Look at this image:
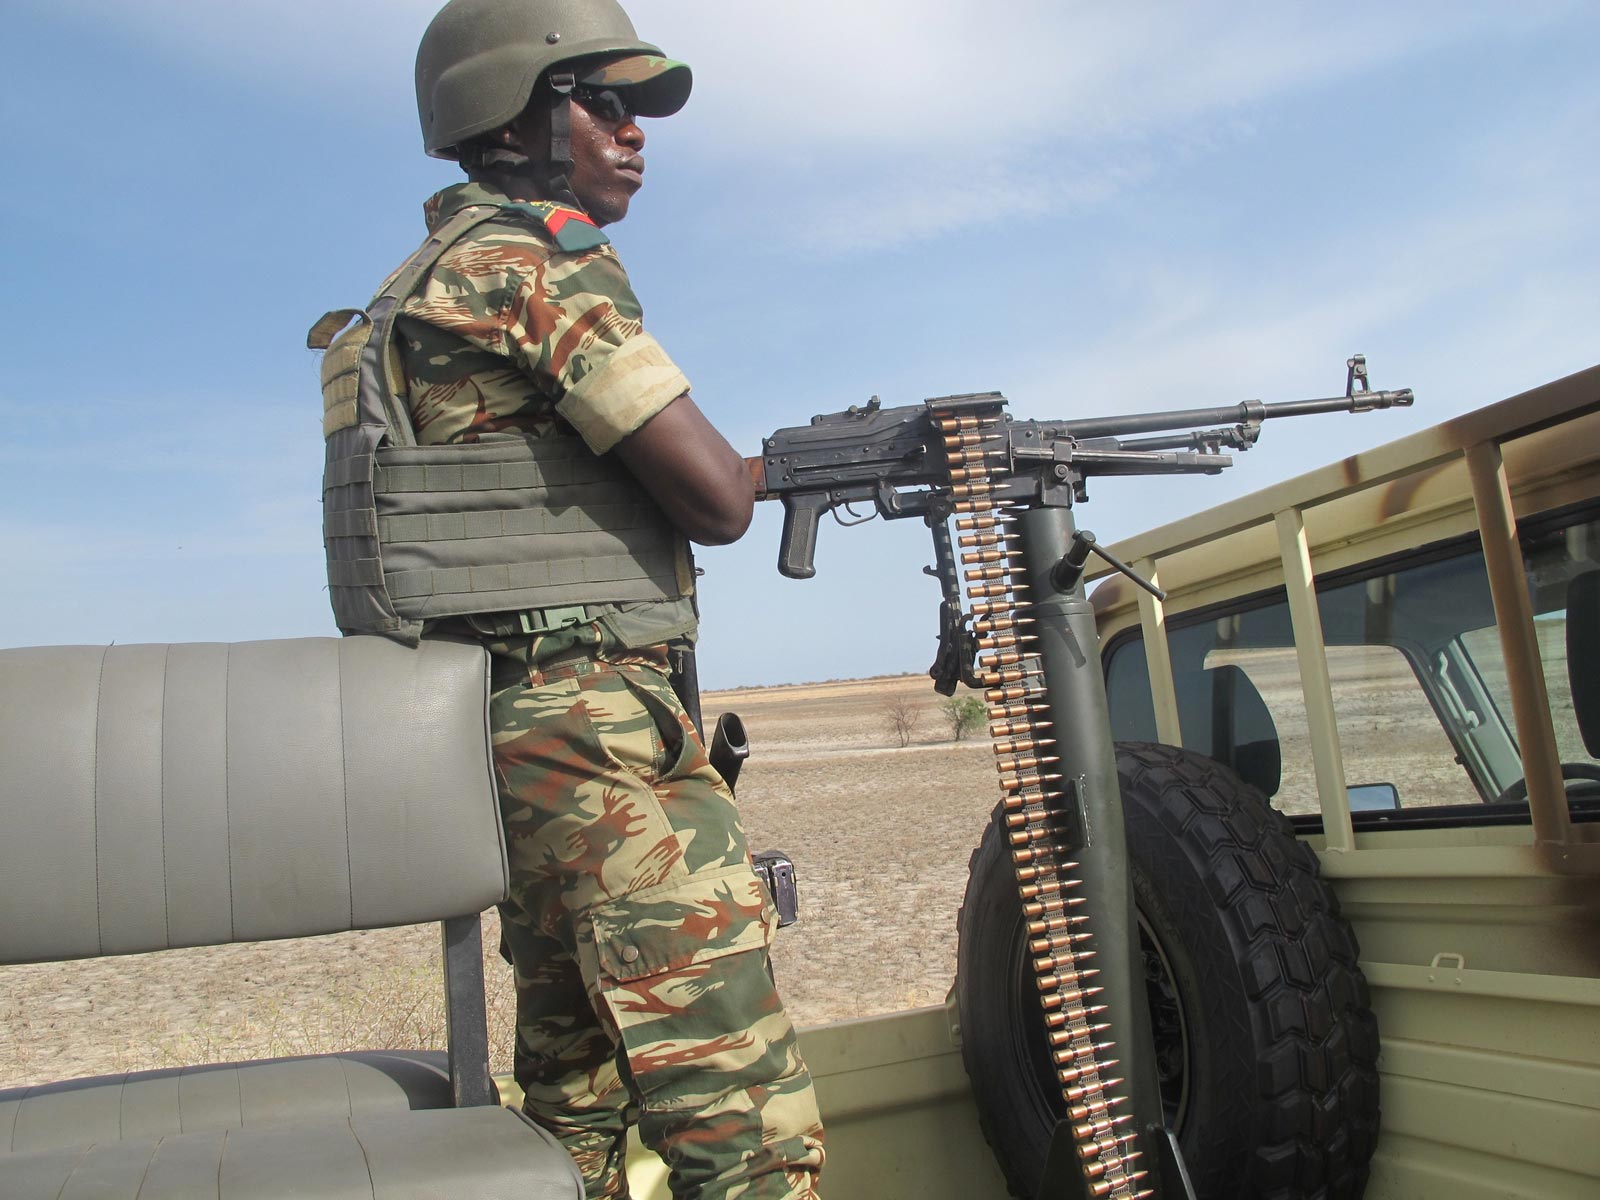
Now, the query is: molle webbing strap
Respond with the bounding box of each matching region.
[365,204,508,447]
[385,546,683,605]
[311,204,506,446]
[323,452,376,490]
[358,435,692,622]
[307,308,361,351]
[317,203,533,643]
[312,309,366,440]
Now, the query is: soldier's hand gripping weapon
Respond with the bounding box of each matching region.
[747,357,1411,1200]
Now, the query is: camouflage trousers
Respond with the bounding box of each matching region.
[487,641,825,1199]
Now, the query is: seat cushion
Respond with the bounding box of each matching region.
[1,1051,461,1156]
[2,1105,583,1199]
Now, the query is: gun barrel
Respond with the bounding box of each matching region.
[1258,388,1415,418]
[1059,388,1412,441]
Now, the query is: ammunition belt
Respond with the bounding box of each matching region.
[933,399,1150,1200]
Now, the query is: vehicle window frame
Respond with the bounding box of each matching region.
[1101,500,1600,833]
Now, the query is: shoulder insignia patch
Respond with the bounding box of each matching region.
[511,201,610,253]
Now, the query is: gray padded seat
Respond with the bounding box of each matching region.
[0,1053,454,1156]
[2,1107,581,1199]
[0,639,581,1199]
[0,638,508,959]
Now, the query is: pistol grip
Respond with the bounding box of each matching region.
[708,711,750,794]
[779,493,829,579]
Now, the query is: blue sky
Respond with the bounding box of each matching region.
[3,1,1597,689]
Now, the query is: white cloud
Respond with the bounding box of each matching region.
[975,82,1600,558]
[1005,72,1600,417]
[659,0,1585,246]
[26,0,434,93]
[34,1,1574,132]
[31,0,1583,246]
[787,148,1160,254]
[655,1,1572,151]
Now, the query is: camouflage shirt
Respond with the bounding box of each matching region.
[393,180,691,454]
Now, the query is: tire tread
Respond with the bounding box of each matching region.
[955,741,1380,1200]
[1116,742,1379,1199]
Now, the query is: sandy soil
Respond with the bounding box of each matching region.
[0,675,999,1090]
[707,677,1000,1025]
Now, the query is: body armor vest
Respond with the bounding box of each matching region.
[309,203,695,646]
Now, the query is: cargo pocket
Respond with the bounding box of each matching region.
[581,867,788,1112]
[607,667,704,785]
[566,667,681,789]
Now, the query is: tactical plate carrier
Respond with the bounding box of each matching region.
[310,202,694,646]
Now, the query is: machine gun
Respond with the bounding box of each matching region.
[748,357,1411,1200]
[751,355,1411,696]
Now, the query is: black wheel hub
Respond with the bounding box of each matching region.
[1007,910,1193,1137]
[1139,918,1189,1129]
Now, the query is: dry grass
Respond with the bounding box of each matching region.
[0,914,520,1088]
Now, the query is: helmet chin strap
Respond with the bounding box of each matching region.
[534,70,584,211]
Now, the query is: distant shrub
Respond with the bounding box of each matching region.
[884,695,923,747]
[940,696,986,741]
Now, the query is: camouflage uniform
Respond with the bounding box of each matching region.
[396,179,824,1199]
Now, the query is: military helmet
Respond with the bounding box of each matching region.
[416,0,693,160]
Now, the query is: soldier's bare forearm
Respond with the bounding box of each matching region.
[616,393,754,545]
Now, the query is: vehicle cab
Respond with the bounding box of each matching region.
[1089,365,1600,1198]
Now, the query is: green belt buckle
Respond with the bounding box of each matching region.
[519,605,591,635]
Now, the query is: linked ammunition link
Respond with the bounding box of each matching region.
[933,401,1151,1200]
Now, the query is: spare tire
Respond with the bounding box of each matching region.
[955,742,1379,1199]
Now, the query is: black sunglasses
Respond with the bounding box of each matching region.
[571,86,636,126]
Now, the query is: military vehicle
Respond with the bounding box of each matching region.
[2,364,1596,1199]
[702,362,1598,1200]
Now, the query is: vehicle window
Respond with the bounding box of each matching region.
[1103,504,1600,822]
[1489,511,1600,788]
[1204,644,1476,815]
[1106,584,1483,817]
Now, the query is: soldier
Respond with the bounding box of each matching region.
[310,1,825,1196]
